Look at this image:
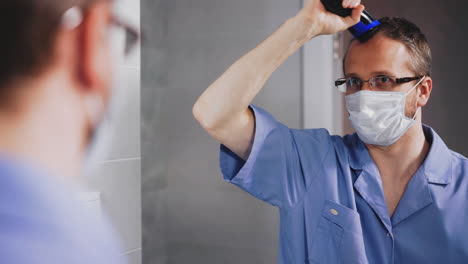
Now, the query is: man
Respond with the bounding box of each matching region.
[193,0,468,263]
[0,0,138,263]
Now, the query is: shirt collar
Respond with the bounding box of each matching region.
[421,124,452,184]
[346,132,371,172]
[347,124,452,185]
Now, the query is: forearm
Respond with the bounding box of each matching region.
[193,15,318,130]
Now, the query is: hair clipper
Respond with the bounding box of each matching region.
[320,0,381,42]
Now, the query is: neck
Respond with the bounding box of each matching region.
[366,118,429,180]
[0,75,87,184]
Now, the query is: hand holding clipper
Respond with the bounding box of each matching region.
[320,0,381,42]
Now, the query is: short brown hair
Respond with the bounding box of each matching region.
[0,0,93,91]
[344,17,432,77]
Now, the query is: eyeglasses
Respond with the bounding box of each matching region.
[334,75,424,93]
[62,7,140,57]
[110,16,140,56]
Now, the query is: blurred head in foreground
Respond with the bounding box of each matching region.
[0,0,138,263]
[0,0,138,178]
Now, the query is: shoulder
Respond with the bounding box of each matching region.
[288,128,359,149]
[0,165,124,264]
[289,128,355,160]
[450,150,468,173]
[0,202,71,263]
[290,128,332,142]
[450,150,468,161]
[290,128,343,149]
[0,192,124,264]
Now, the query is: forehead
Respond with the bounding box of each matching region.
[344,34,413,77]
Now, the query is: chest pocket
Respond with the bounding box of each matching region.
[308,200,368,264]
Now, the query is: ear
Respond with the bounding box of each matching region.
[78,2,112,101]
[417,76,432,107]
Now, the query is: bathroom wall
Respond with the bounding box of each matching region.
[141,0,169,262]
[142,0,303,263]
[86,0,142,263]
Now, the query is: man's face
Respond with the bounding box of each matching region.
[344,34,421,118]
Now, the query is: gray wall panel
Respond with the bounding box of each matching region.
[142,0,302,263]
[141,0,170,263]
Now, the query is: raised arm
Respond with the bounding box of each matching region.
[193,0,364,160]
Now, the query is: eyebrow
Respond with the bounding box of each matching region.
[345,71,396,78]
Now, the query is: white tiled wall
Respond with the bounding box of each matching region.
[86,0,141,263]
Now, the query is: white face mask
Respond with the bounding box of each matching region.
[345,77,425,147]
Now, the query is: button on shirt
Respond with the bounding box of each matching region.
[219,105,468,264]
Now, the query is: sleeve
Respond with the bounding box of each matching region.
[219,104,332,208]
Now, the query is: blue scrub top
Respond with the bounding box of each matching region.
[0,156,126,264]
[219,105,468,264]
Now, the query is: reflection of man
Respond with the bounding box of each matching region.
[194,0,468,263]
[0,1,138,263]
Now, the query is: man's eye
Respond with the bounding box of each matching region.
[380,76,391,83]
[348,78,361,86]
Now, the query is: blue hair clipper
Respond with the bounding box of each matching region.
[320,0,381,42]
